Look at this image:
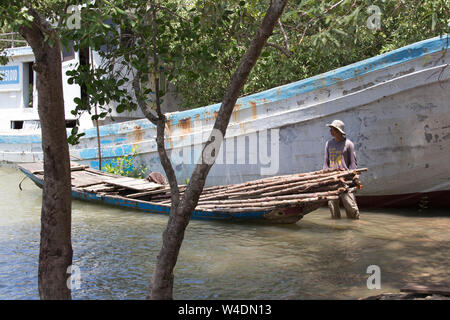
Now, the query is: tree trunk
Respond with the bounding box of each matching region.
[19,9,73,300]
[148,0,289,300]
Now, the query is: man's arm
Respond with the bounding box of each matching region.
[347,140,357,169]
[323,141,330,170]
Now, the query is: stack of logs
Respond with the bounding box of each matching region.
[151,168,367,212]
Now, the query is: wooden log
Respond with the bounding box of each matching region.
[197,188,352,206]
[208,168,367,194]
[158,176,359,204]
[196,196,339,212]
[238,187,355,204]
[224,172,356,199]
[196,195,340,210]
[124,169,366,205]
[199,170,345,197]
[193,169,342,197]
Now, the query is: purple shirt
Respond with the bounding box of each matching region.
[323,138,357,170]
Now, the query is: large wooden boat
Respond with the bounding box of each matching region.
[3,35,450,208]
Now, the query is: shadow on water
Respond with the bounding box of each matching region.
[362,207,450,218]
[1,167,449,299]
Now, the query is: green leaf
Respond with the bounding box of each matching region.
[333,28,347,36]
[116,104,125,113]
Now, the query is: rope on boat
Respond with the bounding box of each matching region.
[18,175,28,191]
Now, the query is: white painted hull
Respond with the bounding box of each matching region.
[1,36,449,206]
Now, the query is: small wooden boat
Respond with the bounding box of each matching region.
[18,162,367,224]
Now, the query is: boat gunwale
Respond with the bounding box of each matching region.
[70,62,450,161]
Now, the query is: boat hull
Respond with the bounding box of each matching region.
[19,166,316,223]
[3,36,450,208]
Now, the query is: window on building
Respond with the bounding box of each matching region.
[62,41,75,62]
[11,121,24,129]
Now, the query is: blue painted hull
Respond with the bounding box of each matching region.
[18,167,306,223]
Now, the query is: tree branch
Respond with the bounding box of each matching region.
[182,0,290,216]
[266,41,291,57]
[148,0,289,300]
[131,71,159,124]
[150,3,180,206]
[57,0,71,29]
[278,19,290,52]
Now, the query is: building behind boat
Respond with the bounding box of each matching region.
[0,32,176,134]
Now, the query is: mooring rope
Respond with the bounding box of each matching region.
[18,175,28,191]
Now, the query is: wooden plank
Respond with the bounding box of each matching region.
[125,187,172,198]
[401,284,450,296]
[71,171,97,178]
[103,177,140,184]
[103,177,164,191]
[84,168,123,178]
[118,183,163,191]
[101,176,162,187]
[19,162,44,173]
[31,165,88,175]
[70,170,105,188]
[82,184,117,192]
[118,179,153,186]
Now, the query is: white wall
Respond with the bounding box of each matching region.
[0,47,38,131]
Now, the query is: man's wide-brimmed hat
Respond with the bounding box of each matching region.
[326,120,346,135]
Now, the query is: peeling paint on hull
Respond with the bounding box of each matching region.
[2,36,450,208]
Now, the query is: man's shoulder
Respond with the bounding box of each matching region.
[345,138,355,145]
[345,138,355,148]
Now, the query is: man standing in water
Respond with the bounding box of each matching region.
[323,120,360,219]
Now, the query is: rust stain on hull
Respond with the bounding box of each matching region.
[179,117,191,134]
[233,104,241,123]
[276,88,281,98]
[164,122,173,148]
[131,125,144,143]
[250,101,257,120]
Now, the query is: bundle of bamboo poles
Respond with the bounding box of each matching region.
[151,168,368,212]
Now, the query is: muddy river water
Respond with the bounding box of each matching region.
[0,167,448,299]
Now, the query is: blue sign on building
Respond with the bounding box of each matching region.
[0,66,20,85]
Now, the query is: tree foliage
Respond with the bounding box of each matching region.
[174,0,449,109]
[5,1,446,142]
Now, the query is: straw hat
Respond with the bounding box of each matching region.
[326,120,346,135]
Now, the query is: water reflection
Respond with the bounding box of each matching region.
[0,167,449,299]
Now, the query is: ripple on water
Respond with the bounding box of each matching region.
[0,168,449,299]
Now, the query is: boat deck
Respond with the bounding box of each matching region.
[20,161,170,198]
